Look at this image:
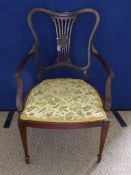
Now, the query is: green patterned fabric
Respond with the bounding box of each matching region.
[20,78,107,122]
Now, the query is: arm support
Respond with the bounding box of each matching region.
[91,44,114,111]
[15,44,36,112]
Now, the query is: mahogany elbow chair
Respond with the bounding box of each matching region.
[15,7,114,164]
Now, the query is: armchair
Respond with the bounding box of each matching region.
[15,7,114,164]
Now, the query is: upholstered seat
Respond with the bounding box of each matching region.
[21,78,106,122]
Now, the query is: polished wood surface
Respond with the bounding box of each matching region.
[15,7,114,164]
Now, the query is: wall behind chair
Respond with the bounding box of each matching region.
[0,0,131,110]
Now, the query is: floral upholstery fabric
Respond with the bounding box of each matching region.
[21,78,107,122]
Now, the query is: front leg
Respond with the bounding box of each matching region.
[18,120,30,164]
[97,120,110,163]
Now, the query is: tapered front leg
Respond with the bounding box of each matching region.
[97,120,110,163]
[18,121,30,164]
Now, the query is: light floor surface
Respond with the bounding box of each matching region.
[0,111,131,175]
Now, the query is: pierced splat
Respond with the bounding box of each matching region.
[52,16,76,63]
[51,16,77,63]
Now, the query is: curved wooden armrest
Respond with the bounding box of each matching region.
[91,44,114,111]
[15,44,36,112]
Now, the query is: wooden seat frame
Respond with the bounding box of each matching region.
[15,7,114,164]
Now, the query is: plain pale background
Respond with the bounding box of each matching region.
[0,0,131,109]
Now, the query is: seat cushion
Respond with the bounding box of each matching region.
[20,78,107,122]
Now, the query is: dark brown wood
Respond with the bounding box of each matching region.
[27,7,100,78]
[18,119,104,129]
[91,44,114,111]
[15,7,113,164]
[52,16,76,63]
[15,45,36,112]
[97,120,110,163]
[18,121,30,164]
[17,116,110,164]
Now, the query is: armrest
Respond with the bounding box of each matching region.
[15,44,36,112]
[91,44,114,111]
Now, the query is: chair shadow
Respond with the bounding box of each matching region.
[82,162,98,175]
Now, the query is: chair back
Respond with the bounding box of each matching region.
[27,8,100,79]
